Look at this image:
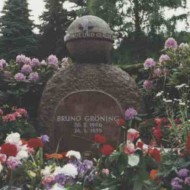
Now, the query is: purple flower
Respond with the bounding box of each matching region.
[31,58,40,67]
[165,37,178,49]
[16,55,31,65]
[41,135,49,144]
[171,177,183,190]
[0,62,3,70]
[21,64,32,74]
[144,58,156,69]
[24,57,31,65]
[28,72,39,82]
[143,80,153,89]
[54,174,67,186]
[14,73,26,82]
[16,54,26,63]
[177,168,189,178]
[83,160,93,170]
[184,177,190,186]
[159,54,170,63]
[125,108,138,120]
[6,156,21,170]
[47,55,58,69]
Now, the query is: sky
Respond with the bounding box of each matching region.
[0,0,190,32]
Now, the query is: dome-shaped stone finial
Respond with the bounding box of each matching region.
[64,15,114,64]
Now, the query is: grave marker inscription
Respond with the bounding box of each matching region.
[52,90,123,152]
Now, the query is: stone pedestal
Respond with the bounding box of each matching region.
[39,16,141,153]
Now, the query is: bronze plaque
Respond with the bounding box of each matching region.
[52,90,123,152]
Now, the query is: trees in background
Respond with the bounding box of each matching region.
[84,0,188,64]
[0,0,38,60]
[0,0,189,64]
[39,0,76,59]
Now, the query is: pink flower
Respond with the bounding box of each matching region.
[42,175,55,185]
[14,73,26,82]
[16,108,28,117]
[124,141,135,154]
[127,129,140,142]
[164,37,178,49]
[143,80,153,89]
[159,54,170,63]
[144,58,156,69]
[0,154,7,163]
[21,64,32,74]
[154,68,162,77]
[102,168,109,176]
[28,72,39,82]
[0,59,7,70]
[125,108,137,120]
[3,114,16,122]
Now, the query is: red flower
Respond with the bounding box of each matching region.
[101,144,114,156]
[94,134,107,144]
[27,138,43,149]
[136,140,144,149]
[153,127,162,141]
[154,118,162,126]
[1,143,17,157]
[116,118,125,126]
[148,148,161,163]
[150,169,158,180]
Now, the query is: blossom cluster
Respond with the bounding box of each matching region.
[94,134,114,156]
[171,169,190,190]
[0,133,49,172]
[1,108,27,123]
[41,150,93,190]
[142,37,190,91]
[0,133,30,170]
[0,54,70,83]
[124,128,161,166]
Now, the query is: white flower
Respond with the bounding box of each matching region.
[62,163,78,178]
[16,150,28,160]
[179,102,186,106]
[41,165,53,176]
[5,132,21,145]
[53,166,63,176]
[50,183,65,190]
[179,43,189,49]
[156,91,164,97]
[175,84,186,89]
[163,98,172,103]
[66,150,81,160]
[41,60,47,65]
[128,154,140,167]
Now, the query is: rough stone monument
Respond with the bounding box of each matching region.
[39,15,140,153]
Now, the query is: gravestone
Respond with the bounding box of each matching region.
[39,15,141,153]
[53,90,123,152]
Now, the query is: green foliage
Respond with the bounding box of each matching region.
[0,0,38,60]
